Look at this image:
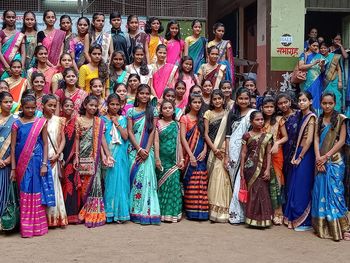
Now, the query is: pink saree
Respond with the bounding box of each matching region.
[42,29,66,66]
[153,63,178,99]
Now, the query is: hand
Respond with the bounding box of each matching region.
[291,157,301,166]
[0,160,6,168]
[73,157,79,170]
[40,165,48,177]
[270,144,279,155]
[316,163,326,173]
[10,170,16,181]
[316,155,327,166]
[103,155,115,167]
[156,159,162,171]
[262,170,270,181]
[138,148,149,160]
[214,149,224,160]
[177,160,184,170]
[190,155,197,167]
[338,81,342,90]
[197,150,207,162]
[313,59,320,66]
[49,154,59,167]
[224,156,230,170]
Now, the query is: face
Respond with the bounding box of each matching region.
[182,59,193,73]
[262,102,275,116]
[64,71,77,86]
[298,94,312,111]
[220,83,232,98]
[85,99,98,115]
[164,91,175,102]
[4,11,16,27]
[169,24,179,37]
[111,17,122,29]
[77,19,89,34]
[214,26,225,39]
[0,83,9,93]
[319,45,328,55]
[90,48,102,63]
[333,35,342,46]
[250,98,257,109]
[244,80,256,93]
[175,84,186,97]
[63,100,74,116]
[309,42,319,53]
[24,13,36,29]
[128,77,140,91]
[91,80,103,96]
[60,54,73,68]
[128,17,139,32]
[112,53,125,68]
[277,96,291,113]
[192,87,202,97]
[236,92,250,110]
[22,100,37,117]
[93,15,105,31]
[151,20,160,32]
[190,97,202,112]
[43,99,57,116]
[134,49,144,64]
[202,81,213,96]
[116,85,127,101]
[108,98,121,115]
[36,48,48,63]
[321,95,335,114]
[212,94,224,109]
[32,77,45,92]
[251,113,264,129]
[209,49,219,63]
[10,62,22,76]
[161,102,174,118]
[1,95,13,113]
[60,18,72,32]
[309,28,317,38]
[192,22,201,35]
[156,48,167,62]
[137,88,150,104]
[44,11,56,27]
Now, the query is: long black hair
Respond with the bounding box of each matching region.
[79,95,99,116]
[89,44,108,85]
[21,11,38,32]
[178,56,198,84]
[134,84,154,133]
[0,91,13,102]
[298,91,315,113]
[59,67,77,90]
[318,92,339,136]
[109,50,126,83]
[165,20,181,40]
[89,12,105,41]
[262,96,277,126]
[145,17,164,34]
[132,45,149,75]
[185,93,205,135]
[209,89,226,110]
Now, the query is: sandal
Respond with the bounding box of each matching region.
[343,232,350,241]
[273,216,282,225]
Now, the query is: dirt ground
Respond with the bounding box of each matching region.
[1,219,350,263]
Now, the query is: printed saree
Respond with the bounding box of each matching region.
[186,36,207,74]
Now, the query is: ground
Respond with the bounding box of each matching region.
[2,220,350,263]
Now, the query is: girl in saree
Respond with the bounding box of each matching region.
[204,89,232,222]
[207,23,235,84]
[127,15,147,61]
[126,73,141,111]
[175,80,187,110]
[10,95,55,238]
[101,94,130,223]
[4,60,27,108]
[219,80,234,110]
[241,111,273,227]
[37,10,65,67]
[180,93,209,220]
[284,91,316,231]
[299,38,325,115]
[164,20,184,65]
[224,87,255,224]
[55,68,87,116]
[108,51,127,97]
[127,84,160,225]
[42,94,68,227]
[198,46,226,89]
[31,72,46,113]
[145,17,165,64]
[70,17,90,73]
[27,45,57,94]
[51,53,74,94]
[0,92,16,217]
[61,98,81,224]
[74,95,114,227]
[84,13,112,64]
[60,15,75,55]
[21,11,37,74]
[319,42,343,112]
[312,93,350,241]
[152,44,178,99]
[262,96,288,225]
[79,45,109,94]
[202,79,214,111]
[0,10,26,79]
[154,100,184,222]
[90,78,107,115]
[161,88,183,121]
[184,20,207,74]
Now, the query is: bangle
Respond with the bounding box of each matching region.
[11,168,16,170]
[42,162,47,165]
[137,148,143,153]
[181,158,185,161]
[299,155,303,160]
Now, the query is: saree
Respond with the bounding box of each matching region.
[156,120,182,222]
[70,38,85,69]
[13,118,55,237]
[101,115,130,222]
[176,74,198,109]
[198,63,226,89]
[186,36,207,74]
[243,132,273,227]
[46,116,68,227]
[300,52,324,114]
[4,77,27,104]
[130,31,147,63]
[153,63,178,99]
[91,32,111,63]
[41,29,66,66]
[55,88,87,117]
[0,115,16,217]
[323,53,343,112]
[27,67,57,94]
[227,109,255,224]
[205,110,232,222]
[284,112,316,229]
[344,119,350,208]
[127,107,161,224]
[147,35,164,64]
[165,39,184,65]
[312,114,350,241]
[63,33,75,54]
[77,116,106,227]
[180,115,209,220]
[0,31,25,77]
[109,70,127,96]
[61,116,81,224]
[24,34,37,73]
[78,65,99,93]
